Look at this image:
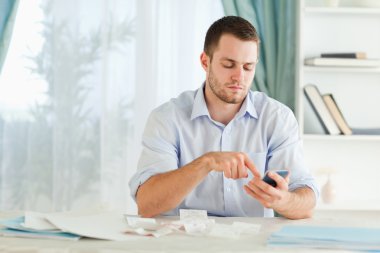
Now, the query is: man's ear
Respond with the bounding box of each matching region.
[200,52,209,71]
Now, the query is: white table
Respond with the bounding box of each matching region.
[1,210,379,252]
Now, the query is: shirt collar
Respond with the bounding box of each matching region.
[190,84,259,120]
[237,90,258,119]
[190,84,210,120]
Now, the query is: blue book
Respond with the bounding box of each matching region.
[268,225,380,251]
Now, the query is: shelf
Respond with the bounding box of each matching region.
[316,200,380,210]
[298,1,380,213]
[304,6,380,15]
[303,134,380,141]
[303,65,380,73]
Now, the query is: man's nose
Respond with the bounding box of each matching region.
[231,66,244,82]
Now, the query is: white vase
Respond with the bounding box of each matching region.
[321,176,336,204]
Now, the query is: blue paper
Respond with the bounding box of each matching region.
[0,217,80,240]
[268,225,380,251]
[271,225,380,243]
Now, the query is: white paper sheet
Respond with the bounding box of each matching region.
[46,212,144,241]
[179,209,208,221]
[22,211,59,231]
[124,226,173,238]
[125,216,162,230]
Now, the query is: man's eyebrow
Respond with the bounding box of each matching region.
[220,57,256,64]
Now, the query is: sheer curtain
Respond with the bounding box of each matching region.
[0,0,224,213]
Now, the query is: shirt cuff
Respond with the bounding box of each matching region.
[129,168,168,202]
[289,181,320,202]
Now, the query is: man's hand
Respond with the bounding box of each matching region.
[244,171,291,209]
[243,171,316,219]
[204,152,260,179]
[136,151,261,217]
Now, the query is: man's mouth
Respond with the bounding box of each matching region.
[226,85,243,90]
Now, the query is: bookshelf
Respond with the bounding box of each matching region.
[305,6,380,14]
[304,66,380,73]
[303,134,380,142]
[296,0,380,210]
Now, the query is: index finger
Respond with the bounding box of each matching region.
[243,153,261,177]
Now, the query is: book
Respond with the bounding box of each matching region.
[303,96,327,135]
[304,85,341,135]
[322,94,353,135]
[351,128,380,135]
[304,57,380,68]
[321,52,367,59]
[321,93,380,136]
[268,225,380,251]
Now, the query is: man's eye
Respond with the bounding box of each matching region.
[223,64,234,68]
[244,65,254,71]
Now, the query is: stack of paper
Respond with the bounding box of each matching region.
[268,225,380,251]
[0,211,142,241]
[0,209,262,241]
[124,209,261,239]
[0,216,80,241]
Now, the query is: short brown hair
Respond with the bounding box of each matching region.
[204,16,260,59]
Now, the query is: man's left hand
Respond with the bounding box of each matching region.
[243,171,291,210]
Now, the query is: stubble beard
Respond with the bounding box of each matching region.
[207,66,245,105]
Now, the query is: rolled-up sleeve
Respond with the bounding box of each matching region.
[128,108,179,201]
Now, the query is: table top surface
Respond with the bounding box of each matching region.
[1,210,379,253]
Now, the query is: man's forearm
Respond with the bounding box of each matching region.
[136,156,211,217]
[275,187,316,220]
[136,151,260,217]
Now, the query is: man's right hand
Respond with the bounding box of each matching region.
[203,152,261,179]
[136,151,260,217]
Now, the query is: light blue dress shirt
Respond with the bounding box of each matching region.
[129,85,319,217]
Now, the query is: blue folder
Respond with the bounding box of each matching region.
[0,216,80,240]
[268,225,380,251]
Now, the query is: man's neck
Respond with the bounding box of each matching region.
[204,86,244,126]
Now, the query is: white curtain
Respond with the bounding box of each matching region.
[0,0,224,213]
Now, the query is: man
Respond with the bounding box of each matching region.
[129,16,319,219]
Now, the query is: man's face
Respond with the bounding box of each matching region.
[202,34,258,105]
